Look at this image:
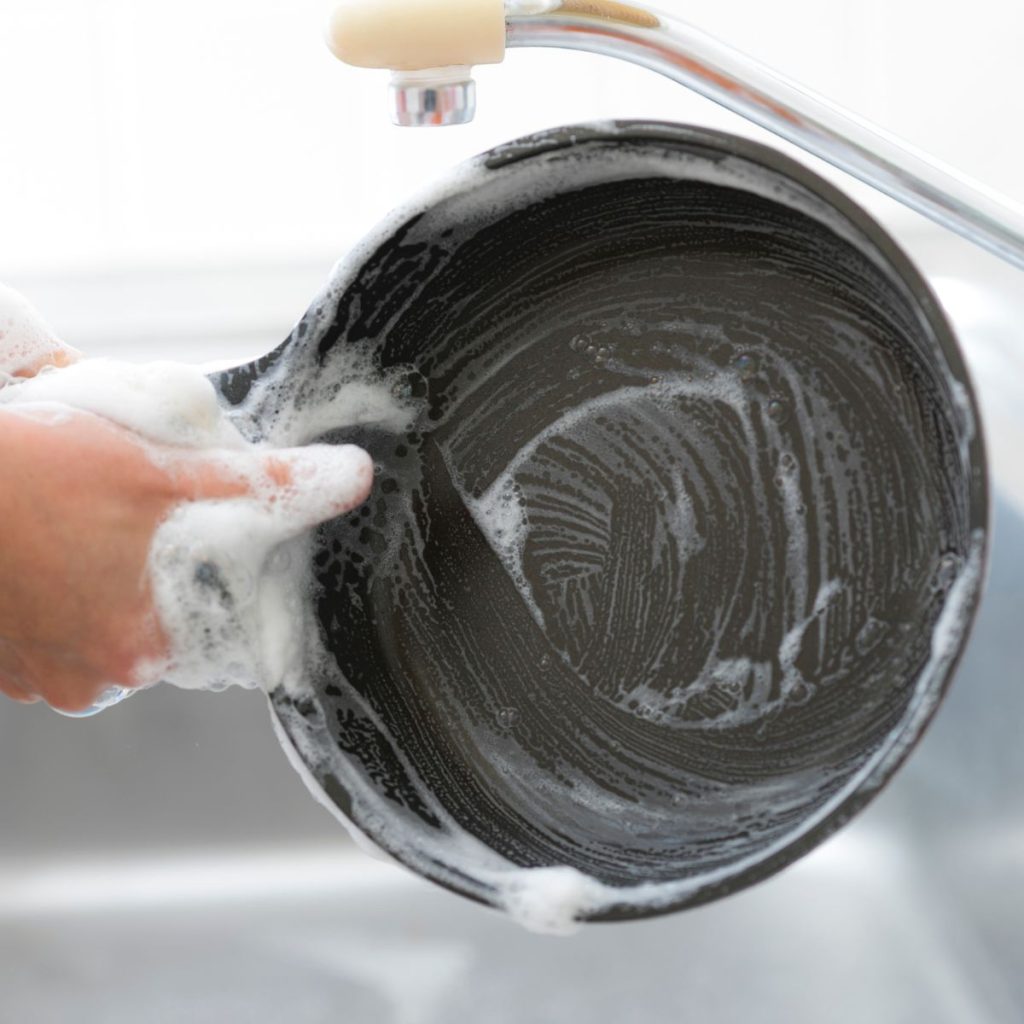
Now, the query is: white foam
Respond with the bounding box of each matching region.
[258,134,982,931]
[0,127,987,932]
[143,442,373,696]
[0,339,381,698]
[497,866,610,935]
[0,358,246,450]
[621,576,839,731]
[0,284,80,379]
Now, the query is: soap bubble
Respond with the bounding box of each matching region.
[732,353,758,380]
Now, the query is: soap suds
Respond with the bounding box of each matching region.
[0,288,408,698]
[498,867,611,936]
[143,443,374,695]
[0,283,80,379]
[0,122,988,934]
[0,358,247,450]
[259,126,986,935]
[277,522,980,935]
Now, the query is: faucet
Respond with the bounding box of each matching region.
[325,0,1024,271]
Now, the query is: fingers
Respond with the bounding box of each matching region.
[171,449,298,502]
[0,627,158,714]
[267,445,376,528]
[0,675,40,705]
[0,640,93,712]
[173,444,375,527]
[0,639,36,702]
[170,454,255,503]
[13,341,82,378]
[38,675,109,715]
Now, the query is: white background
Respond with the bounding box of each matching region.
[1,0,1023,356]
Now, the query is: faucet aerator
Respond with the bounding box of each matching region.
[390,70,477,126]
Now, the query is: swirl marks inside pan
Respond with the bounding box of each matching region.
[216,123,986,928]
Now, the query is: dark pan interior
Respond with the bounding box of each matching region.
[216,124,986,915]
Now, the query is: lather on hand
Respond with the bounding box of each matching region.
[0,286,373,714]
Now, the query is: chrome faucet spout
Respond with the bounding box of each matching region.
[328,0,1024,270]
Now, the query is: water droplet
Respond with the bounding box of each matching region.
[732,353,758,380]
[779,452,797,473]
[373,462,383,476]
[497,707,519,729]
[539,654,551,670]
[795,504,807,515]
[766,397,790,424]
[636,703,659,722]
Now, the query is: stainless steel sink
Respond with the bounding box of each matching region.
[2,228,1022,1023]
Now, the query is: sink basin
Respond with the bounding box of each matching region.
[0,823,1017,1024]
[1,228,1022,1022]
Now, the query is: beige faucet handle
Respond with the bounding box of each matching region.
[325,0,506,71]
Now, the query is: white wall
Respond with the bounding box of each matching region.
[1,0,1022,350]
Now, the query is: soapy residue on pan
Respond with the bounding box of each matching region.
[0,124,987,936]
[254,130,983,934]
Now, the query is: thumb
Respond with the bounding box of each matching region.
[0,284,82,378]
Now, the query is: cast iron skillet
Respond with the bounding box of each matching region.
[214,122,987,922]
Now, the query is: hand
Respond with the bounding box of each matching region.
[0,291,373,713]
